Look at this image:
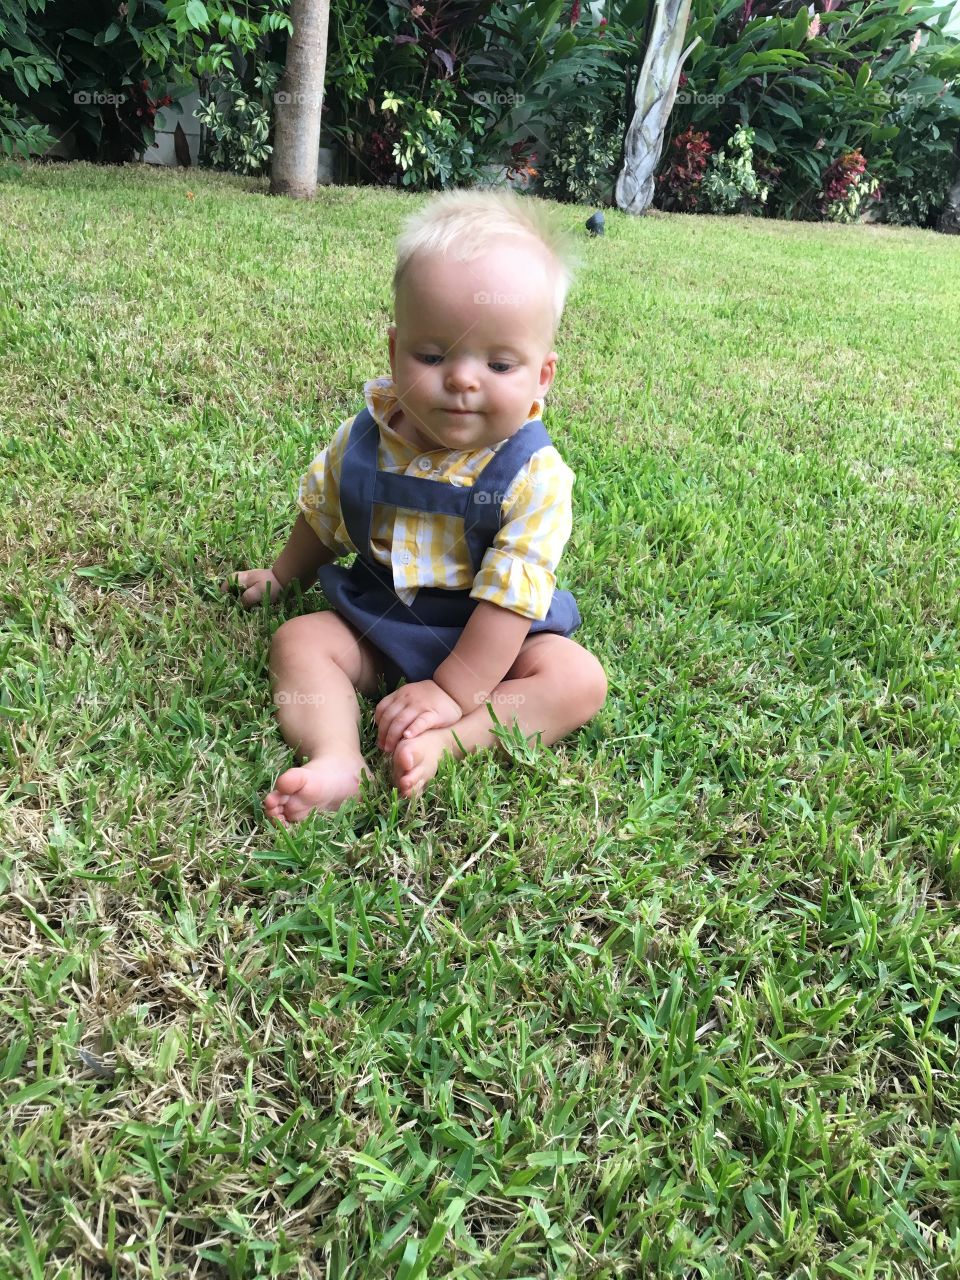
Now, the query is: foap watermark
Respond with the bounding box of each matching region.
[474,690,526,708]
[75,90,126,106]
[474,91,525,107]
[675,90,725,106]
[274,690,326,706]
[471,489,510,506]
[474,289,526,307]
[275,91,324,109]
[889,89,943,105]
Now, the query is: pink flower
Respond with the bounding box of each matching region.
[411,2,425,15]
[815,136,825,149]
[909,29,921,53]
[568,0,580,25]
[808,13,821,38]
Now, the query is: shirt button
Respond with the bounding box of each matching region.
[418,457,432,472]
[399,550,412,565]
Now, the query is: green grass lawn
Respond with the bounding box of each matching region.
[2,159,960,1279]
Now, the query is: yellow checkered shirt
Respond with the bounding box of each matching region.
[297,376,575,621]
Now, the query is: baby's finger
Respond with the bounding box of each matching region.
[401,711,437,741]
[384,706,420,754]
[376,702,403,749]
[374,693,398,725]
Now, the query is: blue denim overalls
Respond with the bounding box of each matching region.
[316,405,581,690]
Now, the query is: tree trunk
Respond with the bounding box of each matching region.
[615,0,700,216]
[939,137,960,234]
[270,0,330,199]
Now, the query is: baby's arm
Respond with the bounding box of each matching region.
[222,514,336,608]
[438,446,574,707]
[222,420,352,609]
[377,602,531,752]
[433,602,532,711]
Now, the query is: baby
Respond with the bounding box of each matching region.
[223,189,607,824]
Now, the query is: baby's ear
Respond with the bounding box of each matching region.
[539,351,558,392]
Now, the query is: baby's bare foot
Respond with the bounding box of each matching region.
[392,728,457,798]
[264,755,372,825]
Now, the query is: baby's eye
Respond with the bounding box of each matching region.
[416,353,443,365]
[489,362,514,374]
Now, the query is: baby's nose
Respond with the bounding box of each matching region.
[444,360,480,389]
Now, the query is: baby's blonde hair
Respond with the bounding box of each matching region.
[392,188,580,338]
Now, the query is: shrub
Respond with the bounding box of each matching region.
[664,0,960,224]
[819,147,881,222]
[380,80,487,188]
[536,96,624,205]
[324,0,638,190]
[699,124,769,214]
[194,64,279,175]
[655,124,713,211]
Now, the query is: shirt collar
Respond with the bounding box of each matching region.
[363,376,545,449]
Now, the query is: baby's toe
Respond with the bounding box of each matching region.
[394,740,419,776]
[274,766,309,797]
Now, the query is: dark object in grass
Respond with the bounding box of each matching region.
[586,211,605,236]
[77,1048,117,1081]
[174,122,192,169]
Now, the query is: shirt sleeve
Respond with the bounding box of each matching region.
[296,416,357,558]
[469,446,575,621]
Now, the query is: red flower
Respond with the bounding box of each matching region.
[657,127,712,211]
[820,149,869,209]
[568,1,580,25]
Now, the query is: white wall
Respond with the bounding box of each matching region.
[143,88,203,166]
[142,86,335,181]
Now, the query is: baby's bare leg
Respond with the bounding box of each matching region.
[391,634,607,798]
[264,611,384,824]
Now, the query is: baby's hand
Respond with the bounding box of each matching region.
[375,680,463,754]
[221,569,283,609]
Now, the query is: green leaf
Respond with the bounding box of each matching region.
[185,0,209,29]
[620,0,648,26]
[103,21,121,43]
[13,1194,43,1280]
[2,1077,66,1109]
[554,30,577,57]
[765,98,803,127]
[855,62,871,91]
[780,75,828,98]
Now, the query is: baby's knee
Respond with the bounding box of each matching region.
[269,615,312,665]
[572,649,608,718]
[542,640,606,719]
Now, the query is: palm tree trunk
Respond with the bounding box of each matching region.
[615,0,699,215]
[270,0,330,199]
[939,135,960,234]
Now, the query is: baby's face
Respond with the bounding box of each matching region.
[388,244,558,454]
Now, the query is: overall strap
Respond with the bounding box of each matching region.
[338,405,555,579]
[338,406,381,560]
[463,419,553,570]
